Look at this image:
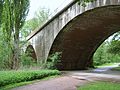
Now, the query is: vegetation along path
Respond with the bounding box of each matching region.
[13,65,120,90]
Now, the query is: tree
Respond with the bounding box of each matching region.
[93,43,107,65]
[21,7,50,38]
[0,0,3,25]
[93,32,120,66]
[34,7,50,28]
[107,31,120,55]
[1,0,30,69]
[107,40,120,55]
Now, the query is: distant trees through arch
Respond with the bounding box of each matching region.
[25,45,37,63]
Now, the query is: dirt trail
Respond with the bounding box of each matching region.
[12,70,120,90]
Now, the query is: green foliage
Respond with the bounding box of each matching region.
[44,52,62,69]
[76,0,96,7]
[94,32,120,66]
[20,45,37,68]
[93,32,120,66]
[78,82,120,90]
[0,70,60,87]
[112,66,120,71]
[0,33,13,70]
[1,75,59,90]
[20,53,35,68]
[0,0,3,25]
[20,8,51,69]
[1,0,30,69]
[34,7,50,27]
[107,40,120,55]
[93,41,120,66]
[93,43,110,66]
[2,0,29,41]
[21,7,50,38]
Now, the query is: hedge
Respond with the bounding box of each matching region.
[0,70,60,87]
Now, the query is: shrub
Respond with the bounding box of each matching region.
[20,53,36,67]
[44,52,62,69]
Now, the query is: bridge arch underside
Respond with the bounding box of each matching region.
[49,5,120,70]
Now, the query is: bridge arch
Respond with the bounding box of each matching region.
[25,45,37,62]
[27,0,120,70]
[49,5,120,70]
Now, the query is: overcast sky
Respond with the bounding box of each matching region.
[27,0,73,20]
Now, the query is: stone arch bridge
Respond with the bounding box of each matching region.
[26,0,120,70]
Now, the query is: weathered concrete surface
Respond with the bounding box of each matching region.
[50,6,120,70]
[27,0,120,70]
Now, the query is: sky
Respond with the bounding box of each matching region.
[27,0,73,20]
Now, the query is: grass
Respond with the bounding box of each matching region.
[111,66,120,71]
[0,70,60,88]
[77,81,120,90]
[0,75,59,90]
[96,63,119,68]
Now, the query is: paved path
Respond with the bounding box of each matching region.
[12,76,88,90]
[12,64,120,90]
[12,72,120,90]
[92,63,119,73]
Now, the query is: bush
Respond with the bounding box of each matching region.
[0,70,60,87]
[44,52,62,69]
[20,53,36,68]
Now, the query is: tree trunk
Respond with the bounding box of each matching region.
[12,31,20,70]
